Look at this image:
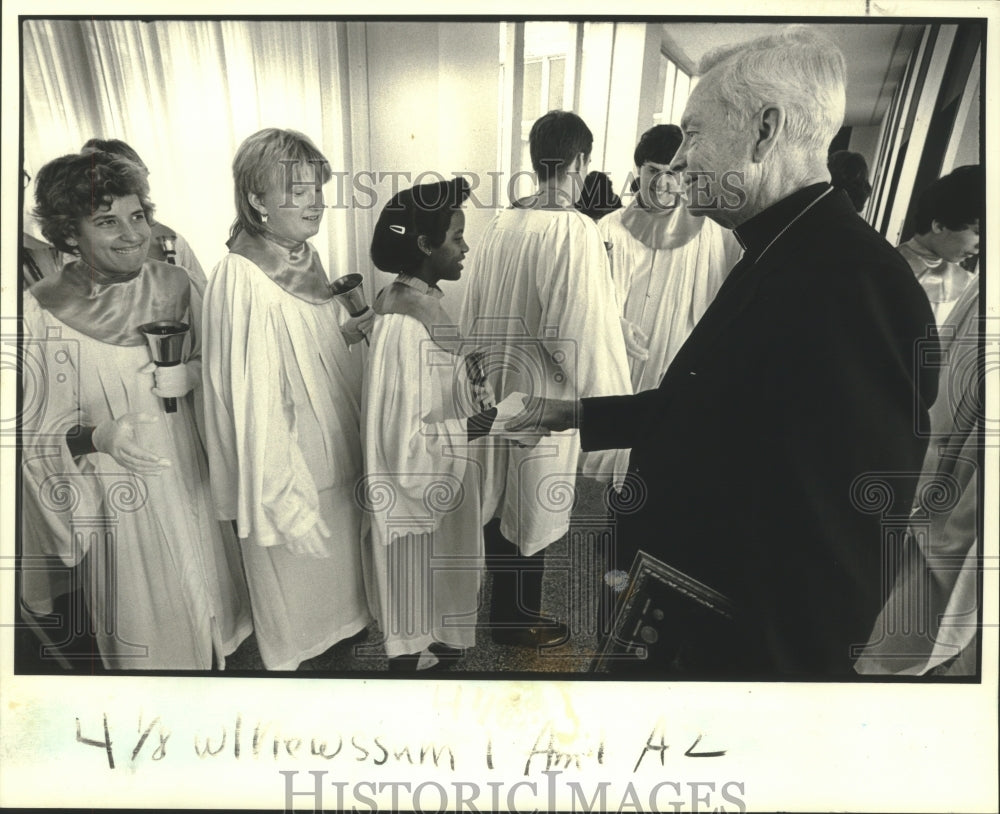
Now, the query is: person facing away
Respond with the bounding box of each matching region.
[896,165,982,327]
[599,123,742,393]
[459,110,632,649]
[826,149,872,214]
[363,177,531,672]
[21,169,64,288]
[574,170,622,221]
[81,138,207,289]
[201,128,373,671]
[509,26,938,678]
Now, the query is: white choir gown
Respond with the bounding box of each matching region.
[21,259,253,670]
[460,207,632,555]
[599,199,741,392]
[361,275,488,657]
[202,232,371,670]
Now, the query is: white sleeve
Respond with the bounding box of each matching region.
[688,219,735,327]
[598,213,631,317]
[364,314,470,535]
[536,213,632,400]
[201,256,323,548]
[173,233,208,291]
[20,295,103,566]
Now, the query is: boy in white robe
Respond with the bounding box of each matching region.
[460,111,632,648]
[599,124,741,393]
[896,165,981,327]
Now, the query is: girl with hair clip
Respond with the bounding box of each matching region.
[202,128,374,671]
[364,177,530,672]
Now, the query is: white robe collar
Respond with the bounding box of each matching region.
[619,198,705,251]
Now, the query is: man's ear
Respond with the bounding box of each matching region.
[752,105,785,163]
[930,219,947,235]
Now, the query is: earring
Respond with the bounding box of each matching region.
[261,212,268,224]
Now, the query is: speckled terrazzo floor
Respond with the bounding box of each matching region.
[225,476,612,676]
[16,475,616,678]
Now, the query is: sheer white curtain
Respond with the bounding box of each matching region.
[22,19,357,278]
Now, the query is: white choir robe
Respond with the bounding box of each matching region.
[361,313,485,657]
[202,252,371,670]
[854,278,981,676]
[20,290,252,670]
[599,202,741,393]
[460,208,632,555]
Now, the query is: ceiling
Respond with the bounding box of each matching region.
[660,22,926,127]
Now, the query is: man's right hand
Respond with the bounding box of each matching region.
[506,397,579,434]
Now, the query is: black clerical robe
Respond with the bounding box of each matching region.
[582,184,938,678]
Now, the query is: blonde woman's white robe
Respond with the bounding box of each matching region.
[202,250,370,670]
[460,208,632,555]
[21,276,252,670]
[362,297,485,657]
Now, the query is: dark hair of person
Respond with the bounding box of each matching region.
[529,110,593,182]
[633,124,683,168]
[81,138,147,170]
[370,176,471,274]
[912,164,984,234]
[33,150,155,254]
[827,150,872,212]
[575,171,622,221]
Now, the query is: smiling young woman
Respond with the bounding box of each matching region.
[21,150,252,670]
[201,128,374,672]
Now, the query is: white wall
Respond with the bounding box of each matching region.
[364,21,501,309]
[847,125,881,173]
[602,23,658,198]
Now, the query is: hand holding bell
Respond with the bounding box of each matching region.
[138,320,190,413]
[330,273,372,346]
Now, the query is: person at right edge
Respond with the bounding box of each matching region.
[508,26,938,678]
[896,165,981,327]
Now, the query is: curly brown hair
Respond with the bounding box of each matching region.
[32,150,155,254]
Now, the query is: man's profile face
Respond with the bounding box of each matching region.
[671,75,755,226]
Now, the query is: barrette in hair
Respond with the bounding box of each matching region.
[389,224,406,235]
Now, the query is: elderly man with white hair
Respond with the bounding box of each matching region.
[512,26,938,677]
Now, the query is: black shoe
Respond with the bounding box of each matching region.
[428,642,464,663]
[388,652,455,673]
[340,627,369,647]
[491,618,569,647]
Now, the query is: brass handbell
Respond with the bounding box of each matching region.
[330,273,371,346]
[138,320,190,413]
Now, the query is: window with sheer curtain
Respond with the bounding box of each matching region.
[22,19,355,278]
[653,50,692,128]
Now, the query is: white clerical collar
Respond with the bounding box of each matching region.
[396,274,444,299]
